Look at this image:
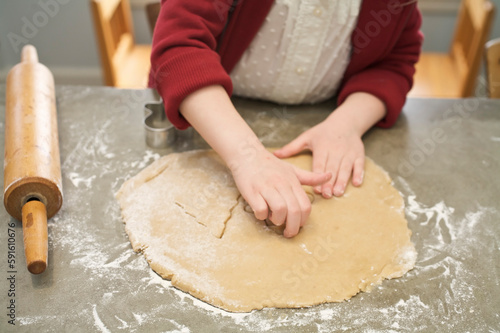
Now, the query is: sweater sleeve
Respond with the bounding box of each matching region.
[150,0,234,129]
[337,5,423,128]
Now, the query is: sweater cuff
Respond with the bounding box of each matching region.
[152,49,233,130]
[337,70,409,129]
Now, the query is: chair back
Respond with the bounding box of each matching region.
[450,0,495,96]
[91,0,135,86]
[485,38,500,98]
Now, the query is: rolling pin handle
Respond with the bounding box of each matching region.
[21,44,39,64]
[21,199,48,274]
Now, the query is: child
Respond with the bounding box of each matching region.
[150,0,423,238]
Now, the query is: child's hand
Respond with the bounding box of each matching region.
[274,92,387,198]
[228,147,331,238]
[180,85,335,238]
[274,117,364,198]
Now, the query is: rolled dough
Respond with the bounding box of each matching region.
[116,150,416,312]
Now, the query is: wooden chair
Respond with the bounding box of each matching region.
[146,2,161,36]
[485,38,500,98]
[409,0,495,98]
[90,0,151,88]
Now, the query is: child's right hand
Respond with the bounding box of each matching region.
[227,146,331,238]
[180,85,330,238]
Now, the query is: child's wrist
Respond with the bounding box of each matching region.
[330,92,386,136]
[326,106,364,137]
[225,135,267,174]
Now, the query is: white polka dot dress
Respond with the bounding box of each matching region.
[230,0,362,104]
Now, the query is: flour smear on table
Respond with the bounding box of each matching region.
[14,143,499,332]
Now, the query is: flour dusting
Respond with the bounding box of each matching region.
[93,305,111,333]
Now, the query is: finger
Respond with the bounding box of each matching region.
[245,193,269,221]
[263,188,287,226]
[282,191,302,238]
[294,167,332,186]
[273,134,308,159]
[352,156,365,186]
[321,155,341,199]
[333,157,354,197]
[311,150,328,194]
[293,186,312,227]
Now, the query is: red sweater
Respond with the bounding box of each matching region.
[150,0,423,130]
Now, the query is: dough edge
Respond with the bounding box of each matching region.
[116,149,417,312]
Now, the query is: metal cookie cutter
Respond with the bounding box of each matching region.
[144,101,179,148]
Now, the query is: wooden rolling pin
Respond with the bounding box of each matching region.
[3,45,63,274]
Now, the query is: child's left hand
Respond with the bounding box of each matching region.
[273,115,365,198]
[274,92,387,198]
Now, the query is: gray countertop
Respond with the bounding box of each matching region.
[0,85,499,332]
